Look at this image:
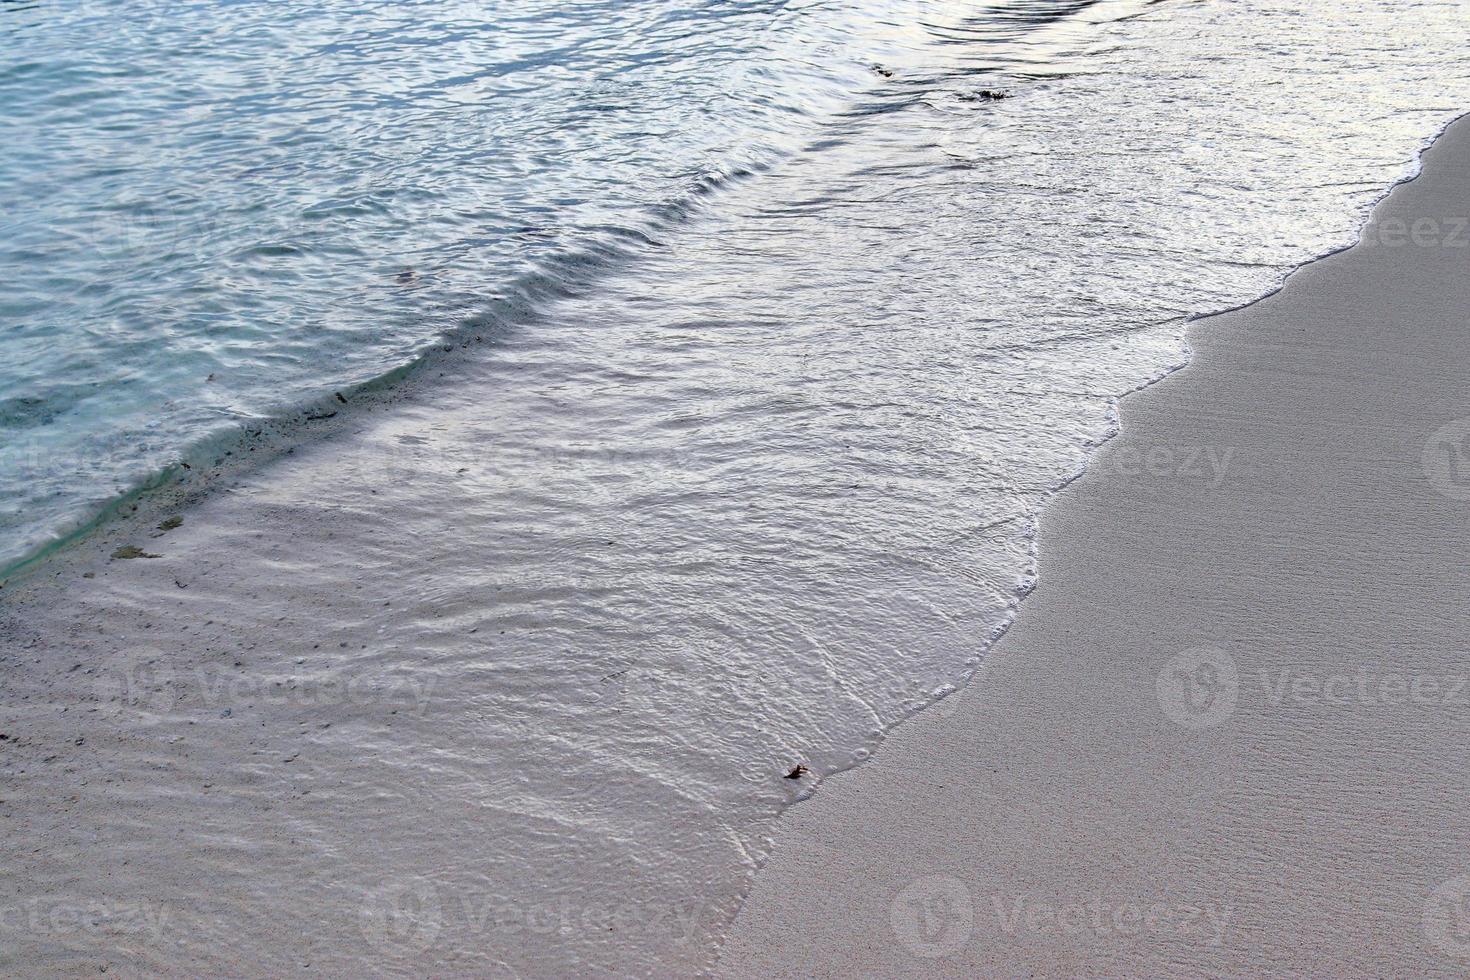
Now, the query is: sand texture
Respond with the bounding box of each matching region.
[716,116,1470,976]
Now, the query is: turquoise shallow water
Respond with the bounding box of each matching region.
[1,0,1005,572]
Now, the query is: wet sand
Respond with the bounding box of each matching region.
[716,115,1470,976]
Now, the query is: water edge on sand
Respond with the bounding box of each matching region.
[717,112,1470,978]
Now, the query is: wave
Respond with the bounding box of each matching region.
[0,0,1099,582]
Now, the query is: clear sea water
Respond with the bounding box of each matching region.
[2,0,1112,573]
[4,0,1470,975]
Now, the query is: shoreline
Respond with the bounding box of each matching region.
[6,9,1470,972]
[714,114,1470,976]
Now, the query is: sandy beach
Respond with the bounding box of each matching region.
[6,4,1470,975]
[716,115,1470,976]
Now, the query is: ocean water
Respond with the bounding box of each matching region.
[4,0,1470,975]
[1,0,1029,572]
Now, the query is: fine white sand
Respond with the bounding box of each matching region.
[715,114,1470,976]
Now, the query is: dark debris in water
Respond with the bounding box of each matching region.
[785,764,808,780]
[111,545,160,560]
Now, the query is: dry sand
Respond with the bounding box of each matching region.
[716,116,1470,977]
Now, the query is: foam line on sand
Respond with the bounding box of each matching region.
[715,115,1470,976]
